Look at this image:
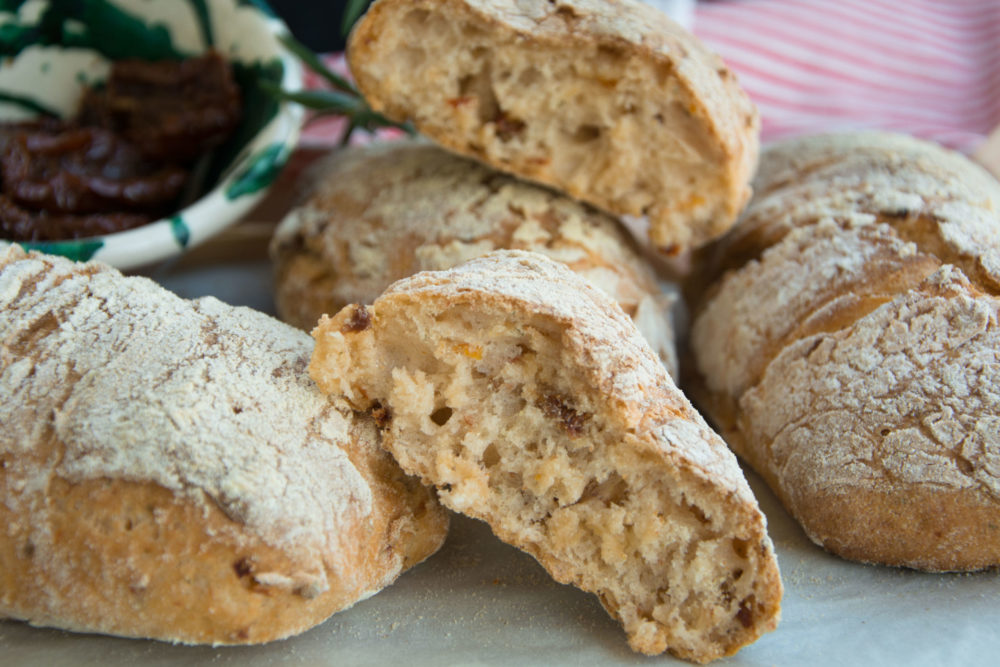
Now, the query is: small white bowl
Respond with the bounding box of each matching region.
[0,0,304,270]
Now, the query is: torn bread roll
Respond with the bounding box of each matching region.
[347,0,759,252]
[270,140,678,378]
[0,246,447,644]
[688,132,1000,572]
[309,250,781,663]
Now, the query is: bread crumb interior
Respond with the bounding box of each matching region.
[372,304,765,656]
[370,6,728,246]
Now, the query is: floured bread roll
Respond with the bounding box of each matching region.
[271,140,678,378]
[347,0,759,252]
[310,250,781,663]
[0,246,447,644]
[689,132,1000,571]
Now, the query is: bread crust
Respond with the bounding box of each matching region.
[310,250,781,663]
[270,140,678,377]
[0,246,448,643]
[347,0,759,251]
[688,132,1000,571]
[691,131,1000,296]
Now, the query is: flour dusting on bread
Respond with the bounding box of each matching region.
[0,246,448,644]
[689,132,1000,571]
[270,140,678,376]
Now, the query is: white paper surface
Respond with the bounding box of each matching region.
[2,258,998,667]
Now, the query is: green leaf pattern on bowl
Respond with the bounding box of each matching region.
[18,239,104,262]
[203,58,283,187]
[170,216,191,247]
[0,89,58,116]
[226,141,286,199]
[188,0,214,48]
[0,0,183,61]
[237,0,276,19]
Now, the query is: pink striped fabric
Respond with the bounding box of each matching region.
[694,0,1000,153]
[298,1,1000,154]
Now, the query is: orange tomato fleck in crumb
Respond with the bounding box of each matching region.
[454,343,483,360]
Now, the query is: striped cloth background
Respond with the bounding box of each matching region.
[695,0,1000,154]
[300,0,1000,155]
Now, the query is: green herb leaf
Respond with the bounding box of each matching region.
[263,24,418,145]
[259,80,362,112]
[340,119,356,146]
[341,0,369,37]
[277,32,357,94]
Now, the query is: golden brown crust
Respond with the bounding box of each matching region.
[688,132,1000,571]
[2,477,362,643]
[310,251,781,663]
[348,0,759,251]
[0,246,448,643]
[783,486,1000,573]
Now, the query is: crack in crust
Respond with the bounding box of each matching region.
[689,132,1000,571]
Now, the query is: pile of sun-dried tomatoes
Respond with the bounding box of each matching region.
[0,51,241,242]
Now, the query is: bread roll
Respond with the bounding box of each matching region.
[688,132,1000,571]
[270,140,678,378]
[0,246,448,643]
[310,250,781,663]
[347,0,759,252]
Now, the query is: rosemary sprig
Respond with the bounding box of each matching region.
[342,0,371,37]
[270,31,415,144]
[277,33,358,95]
[259,83,364,114]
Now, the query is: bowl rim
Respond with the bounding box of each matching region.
[0,2,306,271]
